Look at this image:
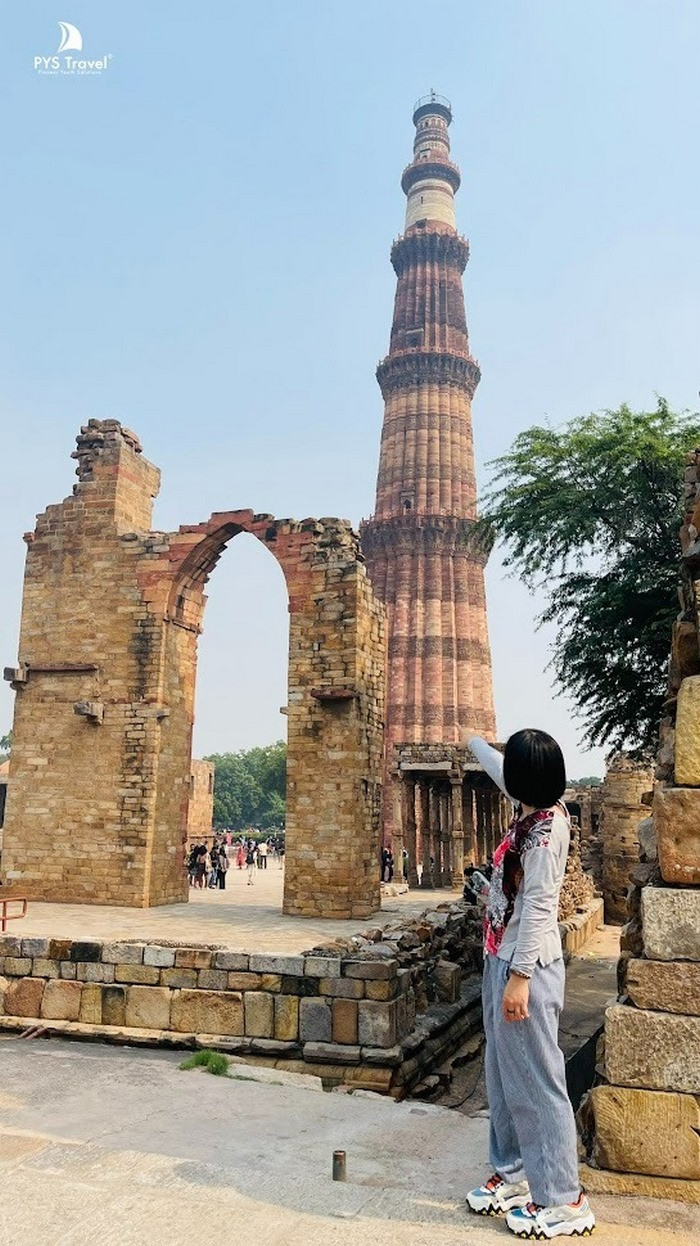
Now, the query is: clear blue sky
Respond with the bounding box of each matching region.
[2,1,699,779]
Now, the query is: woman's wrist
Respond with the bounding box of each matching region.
[509,967,531,980]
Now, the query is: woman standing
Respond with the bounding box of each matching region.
[463,728,595,1241]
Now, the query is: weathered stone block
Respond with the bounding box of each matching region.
[259,974,282,992]
[653,787,700,886]
[174,949,212,970]
[587,1084,700,1179]
[281,975,318,996]
[318,977,364,999]
[102,942,144,965]
[4,957,32,976]
[627,959,700,1015]
[160,968,197,989]
[143,946,176,968]
[77,963,115,983]
[0,976,8,1011]
[171,989,244,1036]
[303,1042,361,1064]
[642,887,700,961]
[274,994,299,1040]
[41,979,81,1021]
[299,997,332,1042]
[249,954,304,976]
[434,960,461,1003]
[70,942,102,963]
[0,937,21,956]
[79,983,103,1024]
[125,986,172,1030]
[364,979,398,1002]
[332,998,358,1044]
[304,957,342,978]
[227,972,262,990]
[344,960,398,981]
[675,676,700,785]
[244,992,274,1038]
[637,816,658,863]
[32,959,60,978]
[47,939,72,960]
[3,977,44,1016]
[212,952,249,971]
[59,962,77,980]
[197,969,228,991]
[21,938,50,958]
[357,1000,397,1048]
[102,985,127,1026]
[605,1004,700,1094]
[114,964,160,985]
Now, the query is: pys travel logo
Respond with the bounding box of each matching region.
[34,21,113,75]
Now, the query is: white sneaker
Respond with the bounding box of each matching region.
[506,1194,596,1238]
[466,1173,531,1216]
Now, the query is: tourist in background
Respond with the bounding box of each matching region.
[463,727,595,1240]
[217,844,228,890]
[236,840,245,870]
[193,844,207,889]
[257,838,268,869]
[245,842,257,884]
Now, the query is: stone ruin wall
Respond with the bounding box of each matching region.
[580,449,700,1197]
[2,421,386,919]
[186,761,214,847]
[598,755,654,925]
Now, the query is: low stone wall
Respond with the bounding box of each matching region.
[0,902,485,1096]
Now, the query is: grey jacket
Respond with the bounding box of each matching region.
[468,736,569,976]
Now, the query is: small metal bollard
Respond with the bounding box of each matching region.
[332,1149,347,1181]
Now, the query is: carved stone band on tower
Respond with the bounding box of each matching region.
[360,95,496,842]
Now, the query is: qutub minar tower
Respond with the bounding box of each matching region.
[361,93,496,839]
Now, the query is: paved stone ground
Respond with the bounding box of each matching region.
[0,1037,695,1246]
[10,868,454,951]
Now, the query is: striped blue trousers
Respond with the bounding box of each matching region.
[482,952,580,1207]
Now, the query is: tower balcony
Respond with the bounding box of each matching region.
[401,159,461,196]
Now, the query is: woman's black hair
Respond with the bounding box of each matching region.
[503,728,566,810]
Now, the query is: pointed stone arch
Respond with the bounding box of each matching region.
[3,423,385,918]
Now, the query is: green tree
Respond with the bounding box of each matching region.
[205,741,286,830]
[0,731,12,752]
[478,400,700,754]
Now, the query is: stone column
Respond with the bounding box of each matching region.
[483,787,494,861]
[464,782,477,865]
[390,775,405,887]
[451,777,465,887]
[431,784,443,888]
[441,787,453,886]
[421,783,436,888]
[405,779,419,887]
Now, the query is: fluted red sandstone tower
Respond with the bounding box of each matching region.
[361,94,496,835]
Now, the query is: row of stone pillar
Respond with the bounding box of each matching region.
[391,774,508,889]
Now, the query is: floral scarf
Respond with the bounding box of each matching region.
[483,807,554,957]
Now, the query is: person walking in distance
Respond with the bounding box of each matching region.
[463,728,595,1241]
[245,842,256,885]
[257,838,268,870]
[217,844,229,890]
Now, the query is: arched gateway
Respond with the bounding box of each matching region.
[2,421,385,918]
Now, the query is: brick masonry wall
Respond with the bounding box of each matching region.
[186,761,214,846]
[3,422,386,918]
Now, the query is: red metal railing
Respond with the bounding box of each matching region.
[1,897,27,933]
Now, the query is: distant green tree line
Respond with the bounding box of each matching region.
[206,742,286,830]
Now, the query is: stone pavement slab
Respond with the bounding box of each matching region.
[0,1036,696,1245]
[11,869,460,952]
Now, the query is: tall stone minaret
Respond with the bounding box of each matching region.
[361,93,496,838]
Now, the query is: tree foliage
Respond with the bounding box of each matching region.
[478,400,700,754]
[205,742,286,830]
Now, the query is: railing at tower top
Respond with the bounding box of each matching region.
[413,92,452,114]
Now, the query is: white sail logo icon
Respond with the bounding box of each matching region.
[57,22,82,52]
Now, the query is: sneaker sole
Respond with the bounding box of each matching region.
[467,1196,530,1217]
[511,1221,595,1240]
